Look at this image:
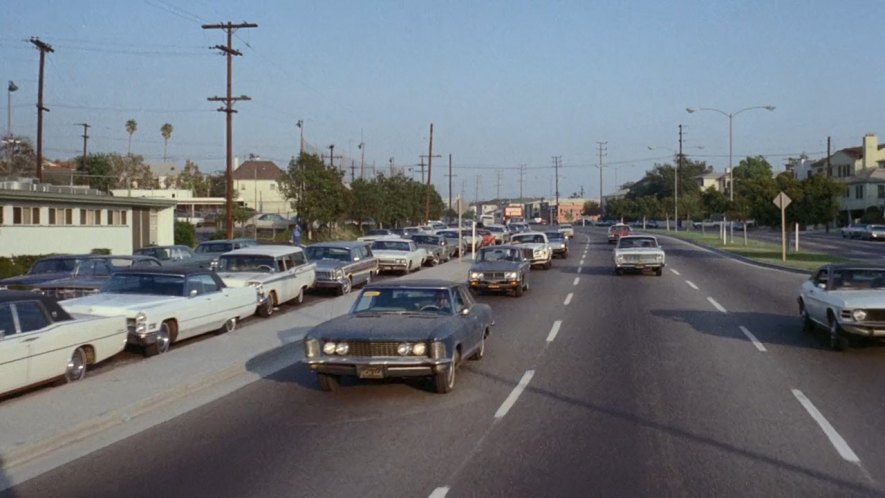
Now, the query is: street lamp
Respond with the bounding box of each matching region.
[5,81,18,167]
[648,145,703,231]
[686,105,775,201]
[296,120,304,155]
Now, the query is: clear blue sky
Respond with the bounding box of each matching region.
[2,0,883,202]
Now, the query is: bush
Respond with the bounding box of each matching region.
[174,221,197,247]
[90,248,111,255]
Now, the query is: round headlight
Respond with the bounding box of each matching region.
[505,272,517,280]
[470,271,483,279]
[335,269,344,278]
[335,342,349,355]
[412,343,427,356]
[322,342,337,355]
[397,342,411,356]
[851,309,867,321]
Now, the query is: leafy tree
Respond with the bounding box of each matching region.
[0,135,37,177]
[349,178,378,231]
[733,156,779,226]
[77,154,114,191]
[176,160,206,195]
[174,221,196,247]
[582,200,602,217]
[278,153,350,237]
[125,119,137,156]
[636,196,663,222]
[105,153,157,189]
[793,172,846,228]
[160,123,173,162]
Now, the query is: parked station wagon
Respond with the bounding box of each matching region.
[216,245,316,316]
[305,241,379,295]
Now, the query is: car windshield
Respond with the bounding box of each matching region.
[30,258,80,274]
[305,246,352,262]
[372,241,411,251]
[546,232,565,240]
[195,242,233,254]
[619,238,657,248]
[829,269,885,290]
[102,273,185,296]
[479,247,520,262]
[366,229,388,236]
[352,288,453,315]
[511,234,545,244]
[437,231,457,238]
[411,235,439,244]
[216,255,277,272]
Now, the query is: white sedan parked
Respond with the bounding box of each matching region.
[370,238,427,274]
[62,267,260,357]
[1,290,128,395]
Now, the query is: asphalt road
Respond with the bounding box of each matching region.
[5,228,885,497]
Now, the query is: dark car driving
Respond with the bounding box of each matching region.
[467,245,531,297]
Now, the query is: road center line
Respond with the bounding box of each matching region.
[670,268,681,276]
[546,320,562,342]
[792,389,860,463]
[707,297,727,313]
[573,277,580,286]
[577,266,583,273]
[495,370,535,419]
[579,259,585,266]
[686,281,699,290]
[739,325,767,352]
[564,293,573,306]
[429,487,449,498]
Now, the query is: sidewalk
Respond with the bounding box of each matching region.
[0,260,473,490]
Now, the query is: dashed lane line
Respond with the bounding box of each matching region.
[707,296,727,313]
[739,325,767,352]
[429,487,449,498]
[573,277,580,286]
[670,268,681,276]
[546,320,562,342]
[792,389,860,463]
[564,293,573,306]
[686,281,699,290]
[495,370,535,419]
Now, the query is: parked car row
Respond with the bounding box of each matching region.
[840,223,885,241]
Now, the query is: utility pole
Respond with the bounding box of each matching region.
[496,169,502,201]
[328,144,335,168]
[203,21,257,239]
[552,156,561,223]
[596,142,607,215]
[446,154,455,216]
[677,125,683,231]
[519,164,526,201]
[358,141,365,179]
[424,123,437,222]
[30,37,53,183]
[76,122,90,170]
[350,160,356,183]
[418,156,425,183]
[389,157,394,176]
[296,120,304,155]
[827,136,832,177]
[475,175,481,205]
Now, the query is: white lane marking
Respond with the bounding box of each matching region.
[686,281,699,290]
[739,326,767,352]
[564,293,573,305]
[792,389,860,463]
[546,320,562,342]
[577,266,583,274]
[579,259,585,266]
[573,277,580,286]
[429,487,449,498]
[707,297,727,313]
[495,370,535,419]
[670,268,681,276]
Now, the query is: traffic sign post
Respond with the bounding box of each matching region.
[773,192,792,261]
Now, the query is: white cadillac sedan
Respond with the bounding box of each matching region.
[509,231,553,270]
[62,267,260,357]
[1,290,128,395]
[370,239,427,275]
[798,264,885,351]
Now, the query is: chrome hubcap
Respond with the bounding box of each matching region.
[66,351,85,380]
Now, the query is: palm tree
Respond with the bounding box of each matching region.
[125,119,137,155]
[160,123,173,162]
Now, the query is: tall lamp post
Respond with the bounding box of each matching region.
[686,105,775,201]
[648,145,703,230]
[296,120,304,155]
[5,81,18,166]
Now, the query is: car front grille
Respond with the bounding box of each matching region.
[342,341,427,357]
[484,272,506,280]
[317,270,336,280]
[842,309,885,322]
[623,254,659,263]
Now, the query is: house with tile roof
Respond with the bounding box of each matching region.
[232,158,292,216]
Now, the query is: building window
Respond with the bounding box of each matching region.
[80,209,102,225]
[855,185,864,199]
[879,185,885,199]
[879,161,885,169]
[121,210,127,225]
[12,206,40,225]
[48,208,73,225]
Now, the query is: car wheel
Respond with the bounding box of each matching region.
[337,277,352,296]
[545,259,552,270]
[514,279,524,297]
[361,272,372,288]
[431,255,440,266]
[217,317,236,335]
[800,302,813,333]
[144,321,173,357]
[64,347,88,383]
[471,331,487,361]
[258,293,275,317]
[317,373,339,392]
[828,317,846,351]
[432,350,459,394]
[615,267,624,275]
[655,267,663,276]
[292,286,305,305]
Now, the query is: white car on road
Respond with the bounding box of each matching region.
[215,245,316,317]
[370,238,427,274]
[509,231,553,269]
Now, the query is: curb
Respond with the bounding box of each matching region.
[2,342,299,471]
[654,232,811,275]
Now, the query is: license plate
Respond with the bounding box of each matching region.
[488,284,499,289]
[357,366,384,379]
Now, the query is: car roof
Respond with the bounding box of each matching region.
[619,235,657,240]
[0,289,73,320]
[371,238,413,243]
[512,231,546,236]
[113,267,211,276]
[308,241,368,248]
[221,245,304,257]
[364,279,460,290]
[824,264,885,271]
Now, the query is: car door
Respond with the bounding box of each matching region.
[17,299,68,386]
[455,286,483,348]
[0,303,31,394]
[182,274,225,336]
[288,251,314,299]
[803,268,830,324]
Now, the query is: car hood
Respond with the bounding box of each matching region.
[308,313,455,341]
[312,259,347,270]
[616,247,663,254]
[0,272,71,287]
[62,292,183,316]
[470,261,523,271]
[828,290,885,308]
[512,242,547,250]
